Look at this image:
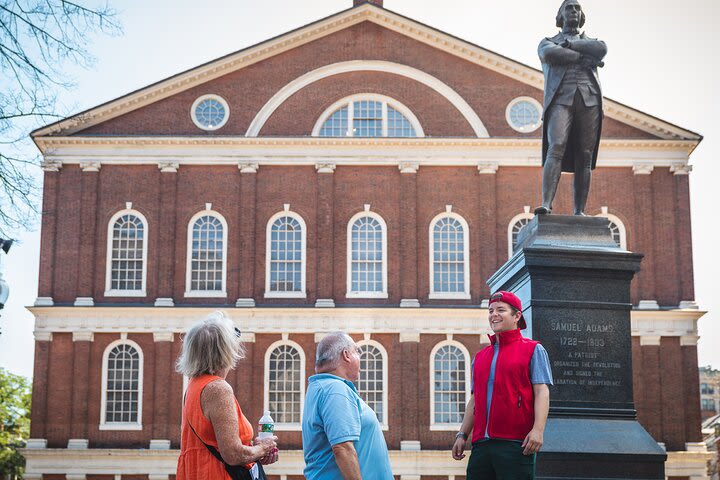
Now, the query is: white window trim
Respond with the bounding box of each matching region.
[505,96,543,133]
[190,94,230,131]
[356,339,389,430]
[429,340,471,430]
[184,210,229,298]
[428,212,471,300]
[507,211,535,259]
[104,209,149,297]
[596,211,628,250]
[99,338,144,431]
[264,211,307,298]
[263,339,306,431]
[346,210,389,299]
[312,93,425,137]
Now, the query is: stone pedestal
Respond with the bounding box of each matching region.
[488,215,666,479]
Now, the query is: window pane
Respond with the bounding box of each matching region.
[433,345,466,424]
[511,217,532,253]
[319,106,349,137]
[353,101,382,137]
[349,216,384,293]
[267,345,302,423]
[105,344,141,423]
[110,215,145,291]
[387,106,416,137]
[432,217,466,293]
[195,98,227,129]
[269,216,303,292]
[190,215,224,291]
[358,344,385,423]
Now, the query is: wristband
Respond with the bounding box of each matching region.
[455,431,468,440]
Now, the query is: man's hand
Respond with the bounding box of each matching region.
[451,437,467,460]
[521,428,543,455]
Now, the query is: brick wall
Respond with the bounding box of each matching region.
[78,22,650,140]
[32,331,701,451]
[39,164,693,308]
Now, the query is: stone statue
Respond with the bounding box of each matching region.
[534,0,607,216]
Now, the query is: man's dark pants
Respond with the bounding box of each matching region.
[542,89,602,213]
[467,440,535,480]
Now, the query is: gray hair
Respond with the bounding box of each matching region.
[175,311,245,377]
[316,331,356,370]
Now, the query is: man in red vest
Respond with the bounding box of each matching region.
[451,291,553,479]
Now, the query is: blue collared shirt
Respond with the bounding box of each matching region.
[302,374,393,480]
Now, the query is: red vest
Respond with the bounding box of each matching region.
[472,328,538,443]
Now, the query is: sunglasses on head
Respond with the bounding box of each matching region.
[490,292,504,300]
[234,327,242,338]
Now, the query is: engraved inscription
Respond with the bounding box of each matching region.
[549,321,623,389]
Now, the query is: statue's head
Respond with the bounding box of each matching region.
[556,0,585,29]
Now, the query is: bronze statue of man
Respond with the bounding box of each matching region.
[535,0,607,216]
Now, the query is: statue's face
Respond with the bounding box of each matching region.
[561,1,583,28]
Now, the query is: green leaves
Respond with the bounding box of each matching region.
[0,367,31,477]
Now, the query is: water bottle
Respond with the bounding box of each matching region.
[258,410,275,439]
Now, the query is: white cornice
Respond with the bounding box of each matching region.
[28,306,704,340]
[30,4,700,144]
[20,448,472,477]
[19,444,709,477]
[34,136,694,169]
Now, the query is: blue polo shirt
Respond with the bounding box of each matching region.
[302,374,393,480]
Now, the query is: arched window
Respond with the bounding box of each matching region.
[357,340,388,428]
[429,213,470,299]
[430,341,470,429]
[265,341,305,429]
[100,340,143,430]
[507,211,534,258]
[265,212,306,298]
[185,211,228,297]
[596,210,627,250]
[347,212,388,298]
[105,210,148,296]
[313,94,423,138]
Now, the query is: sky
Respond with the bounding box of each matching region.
[0,0,718,378]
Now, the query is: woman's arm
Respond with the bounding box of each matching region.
[201,379,277,465]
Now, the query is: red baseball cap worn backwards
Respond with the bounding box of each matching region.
[488,290,527,330]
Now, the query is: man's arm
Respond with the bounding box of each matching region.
[332,441,362,480]
[521,383,550,455]
[566,38,607,60]
[451,396,475,460]
[539,38,582,65]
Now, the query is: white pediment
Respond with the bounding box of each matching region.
[32,3,701,144]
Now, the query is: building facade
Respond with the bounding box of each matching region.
[23,1,712,478]
[701,367,720,420]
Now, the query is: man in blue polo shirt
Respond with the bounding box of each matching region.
[302,331,393,480]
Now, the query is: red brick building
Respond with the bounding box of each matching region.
[23,1,712,478]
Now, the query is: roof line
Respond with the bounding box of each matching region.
[31,2,701,144]
[31,4,360,138]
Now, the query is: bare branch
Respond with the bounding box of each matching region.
[0,0,121,236]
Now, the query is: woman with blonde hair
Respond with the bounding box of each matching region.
[176,311,278,480]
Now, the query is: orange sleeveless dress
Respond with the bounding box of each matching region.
[177,374,255,480]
